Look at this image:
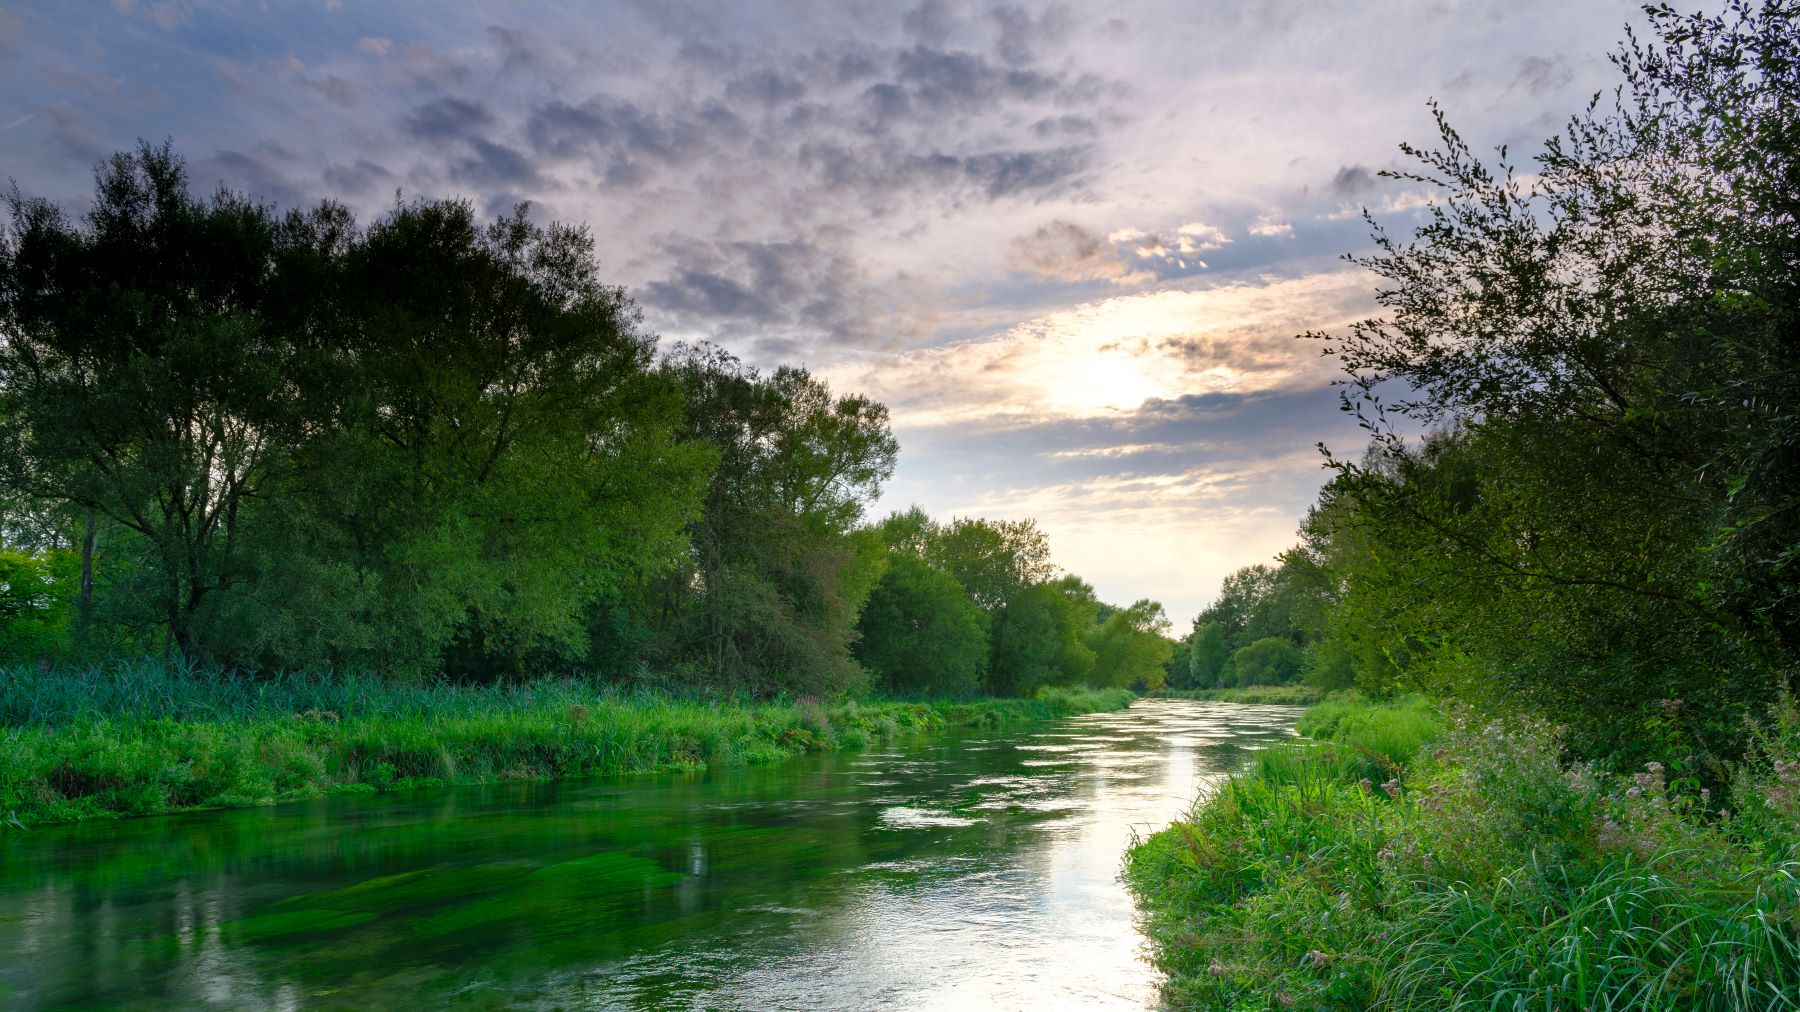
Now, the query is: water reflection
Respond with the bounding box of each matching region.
[0,699,1299,1009]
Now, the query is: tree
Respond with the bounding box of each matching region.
[1196,565,1275,650]
[264,198,707,678]
[0,143,321,660]
[1087,598,1174,692]
[1187,620,1231,689]
[1303,1,1800,751]
[0,146,712,676]
[659,345,896,695]
[1231,636,1303,687]
[855,554,987,695]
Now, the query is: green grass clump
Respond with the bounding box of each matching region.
[0,663,1135,827]
[1159,684,1329,705]
[1127,696,1800,1010]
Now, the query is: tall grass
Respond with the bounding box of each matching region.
[1126,696,1800,1010]
[0,661,1134,827]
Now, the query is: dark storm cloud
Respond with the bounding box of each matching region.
[1329,164,1374,197]
[405,97,494,140]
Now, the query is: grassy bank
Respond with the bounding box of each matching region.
[1127,695,1800,1009]
[1158,684,1327,705]
[0,663,1133,827]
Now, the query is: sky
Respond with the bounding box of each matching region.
[0,0,1649,623]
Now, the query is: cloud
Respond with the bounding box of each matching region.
[451,139,544,189]
[404,97,494,140]
[642,235,879,350]
[202,146,306,207]
[1006,219,1152,285]
[1247,212,1293,237]
[825,269,1375,429]
[322,158,396,195]
[992,4,1073,66]
[1513,55,1574,97]
[1329,164,1375,197]
[901,0,955,45]
[525,96,722,164]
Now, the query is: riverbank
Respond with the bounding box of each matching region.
[0,664,1133,827]
[1157,684,1326,705]
[1126,695,1800,1009]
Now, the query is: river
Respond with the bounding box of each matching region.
[0,698,1300,1009]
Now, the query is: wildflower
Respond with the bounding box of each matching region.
[1381,778,1401,798]
[1626,786,1642,798]
[1359,779,1373,793]
[1645,761,1663,774]
[1308,949,1331,969]
[1660,698,1683,717]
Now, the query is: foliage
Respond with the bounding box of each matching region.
[1127,696,1800,1010]
[0,660,1134,826]
[1158,683,1327,705]
[1184,620,1231,689]
[1231,636,1304,687]
[1086,598,1174,692]
[1296,0,1800,751]
[854,554,987,695]
[0,144,710,679]
[654,345,896,696]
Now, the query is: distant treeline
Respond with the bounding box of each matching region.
[0,147,1173,697]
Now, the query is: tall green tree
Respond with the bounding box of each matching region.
[855,554,987,695]
[0,143,324,659]
[1087,598,1174,692]
[660,345,896,694]
[1305,1,1800,753]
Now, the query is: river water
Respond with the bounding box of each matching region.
[0,699,1300,1009]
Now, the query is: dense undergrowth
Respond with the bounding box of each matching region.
[1158,685,1327,706]
[1127,695,1800,1010]
[0,662,1133,827]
